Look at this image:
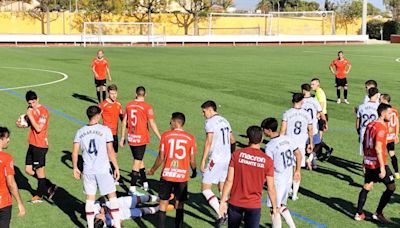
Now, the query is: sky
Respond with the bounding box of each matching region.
[234,0,386,11]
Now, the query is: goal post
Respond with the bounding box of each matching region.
[82,22,166,47]
[206,13,273,36]
[269,11,336,35]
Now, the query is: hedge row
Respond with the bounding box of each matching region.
[366,20,400,40]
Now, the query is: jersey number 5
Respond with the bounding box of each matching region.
[130,110,138,127]
[168,139,188,160]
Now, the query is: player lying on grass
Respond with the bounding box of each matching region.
[93,194,161,228]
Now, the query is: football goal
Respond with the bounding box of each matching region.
[82,22,166,47]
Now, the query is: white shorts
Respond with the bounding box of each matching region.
[267,176,292,207]
[83,172,116,196]
[202,161,229,184]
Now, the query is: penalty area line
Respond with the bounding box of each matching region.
[0,86,327,228]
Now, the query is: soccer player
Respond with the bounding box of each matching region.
[92,50,112,103]
[72,106,121,228]
[355,103,396,224]
[301,84,327,170]
[99,84,123,184]
[93,194,159,228]
[263,118,302,228]
[219,125,279,228]
[356,88,380,155]
[147,112,197,228]
[0,127,25,227]
[363,80,379,104]
[120,86,161,194]
[329,51,352,104]
[310,78,334,160]
[200,100,236,226]
[380,94,400,179]
[280,93,312,200]
[15,90,57,203]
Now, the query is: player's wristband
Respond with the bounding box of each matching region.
[230,143,236,154]
[190,168,197,178]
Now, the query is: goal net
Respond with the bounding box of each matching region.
[204,13,273,36]
[269,11,335,35]
[82,22,166,47]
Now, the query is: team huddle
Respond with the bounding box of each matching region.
[0,49,397,228]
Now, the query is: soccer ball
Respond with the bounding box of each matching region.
[18,114,31,127]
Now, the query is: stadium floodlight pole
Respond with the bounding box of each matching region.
[361,0,367,35]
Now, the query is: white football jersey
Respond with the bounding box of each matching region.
[357,101,379,142]
[74,124,113,175]
[363,94,380,104]
[282,108,312,147]
[301,96,322,135]
[265,135,298,180]
[204,115,232,163]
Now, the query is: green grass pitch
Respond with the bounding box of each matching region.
[0,45,399,228]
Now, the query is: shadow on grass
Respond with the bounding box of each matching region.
[327,155,363,176]
[315,165,363,188]
[14,166,35,196]
[72,93,98,104]
[52,186,86,228]
[299,187,358,220]
[61,150,83,171]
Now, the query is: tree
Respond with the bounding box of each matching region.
[256,0,272,13]
[214,0,234,11]
[336,0,362,34]
[127,0,166,23]
[367,3,381,16]
[383,0,400,21]
[173,0,212,35]
[27,0,61,34]
[324,0,336,11]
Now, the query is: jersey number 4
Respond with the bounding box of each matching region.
[88,139,98,156]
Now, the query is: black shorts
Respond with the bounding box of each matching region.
[113,135,118,153]
[130,145,146,160]
[159,179,188,202]
[335,78,347,87]
[94,79,106,87]
[0,206,12,228]
[364,165,395,185]
[387,142,395,151]
[25,144,48,169]
[228,204,261,228]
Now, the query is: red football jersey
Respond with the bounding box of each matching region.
[99,99,123,135]
[91,58,109,80]
[228,147,274,209]
[386,107,399,143]
[28,105,49,148]
[124,100,154,146]
[330,58,351,79]
[160,129,197,182]
[0,151,14,209]
[363,121,388,169]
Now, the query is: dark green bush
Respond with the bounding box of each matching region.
[366,19,384,40]
[383,20,400,40]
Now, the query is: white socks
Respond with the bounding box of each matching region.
[280,206,296,228]
[85,200,95,228]
[109,197,121,228]
[272,212,282,228]
[202,189,221,218]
